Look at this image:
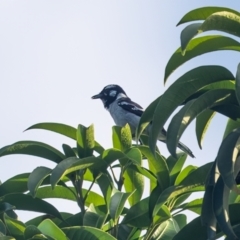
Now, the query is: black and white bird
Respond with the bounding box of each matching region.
[92,84,195,158]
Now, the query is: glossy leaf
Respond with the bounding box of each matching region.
[177,6,240,25]
[109,191,133,222]
[0,219,6,235]
[38,219,68,240]
[196,109,215,149]
[173,214,187,230]
[153,184,203,217]
[174,165,197,185]
[217,128,240,192]
[150,65,234,153]
[122,198,151,228]
[83,204,107,228]
[4,213,25,239]
[236,63,240,106]
[28,167,52,197]
[62,144,76,158]
[175,198,203,215]
[180,23,201,55]
[62,226,116,240]
[169,153,187,185]
[25,122,77,140]
[24,225,42,239]
[0,141,65,164]
[50,156,97,188]
[200,11,240,37]
[213,177,236,239]
[164,36,238,82]
[0,173,30,196]
[150,219,180,240]
[138,146,169,191]
[123,167,144,206]
[97,174,113,207]
[1,193,63,220]
[167,89,235,157]
[223,118,240,139]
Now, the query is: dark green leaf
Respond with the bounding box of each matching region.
[0,141,65,164]
[50,156,97,188]
[62,226,116,240]
[25,122,77,140]
[0,219,6,235]
[223,119,240,140]
[236,63,240,106]
[150,65,234,153]
[24,225,42,239]
[109,191,133,222]
[177,6,240,25]
[196,109,216,149]
[173,214,187,230]
[122,198,151,228]
[138,146,169,192]
[1,193,63,220]
[4,213,25,239]
[83,204,107,229]
[123,167,144,206]
[167,89,235,157]
[28,167,52,197]
[164,36,238,82]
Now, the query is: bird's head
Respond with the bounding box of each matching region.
[92,84,127,108]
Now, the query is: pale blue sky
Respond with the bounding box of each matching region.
[0,0,239,223]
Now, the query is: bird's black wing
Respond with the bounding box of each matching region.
[117,98,144,117]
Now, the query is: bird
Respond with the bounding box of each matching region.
[92,84,195,158]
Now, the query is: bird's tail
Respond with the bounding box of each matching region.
[177,141,195,158]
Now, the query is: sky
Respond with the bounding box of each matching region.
[0,0,240,225]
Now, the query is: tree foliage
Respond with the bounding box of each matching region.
[1,5,240,240]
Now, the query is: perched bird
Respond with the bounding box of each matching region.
[92,84,195,158]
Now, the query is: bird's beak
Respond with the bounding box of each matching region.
[91,93,102,99]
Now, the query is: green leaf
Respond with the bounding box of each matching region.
[0,173,30,196]
[62,144,76,158]
[109,191,133,222]
[150,219,180,240]
[172,216,208,240]
[200,11,240,38]
[136,96,161,140]
[62,226,117,240]
[213,177,237,239]
[1,193,63,220]
[196,109,216,149]
[50,156,97,188]
[0,141,65,164]
[97,174,113,207]
[150,65,234,153]
[174,165,197,185]
[217,128,240,192]
[236,63,240,106]
[153,184,203,217]
[123,167,144,206]
[125,147,142,165]
[83,204,107,229]
[77,124,95,158]
[167,89,235,157]
[24,225,42,239]
[164,36,238,82]
[38,219,68,240]
[175,199,203,215]
[138,146,169,192]
[169,153,187,185]
[122,198,151,228]
[28,167,52,197]
[180,23,202,55]
[0,219,6,235]
[177,6,240,25]
[223,119,240,140]
[25,122,77,140]
[173,214,187,230]
[4,213,25,239]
